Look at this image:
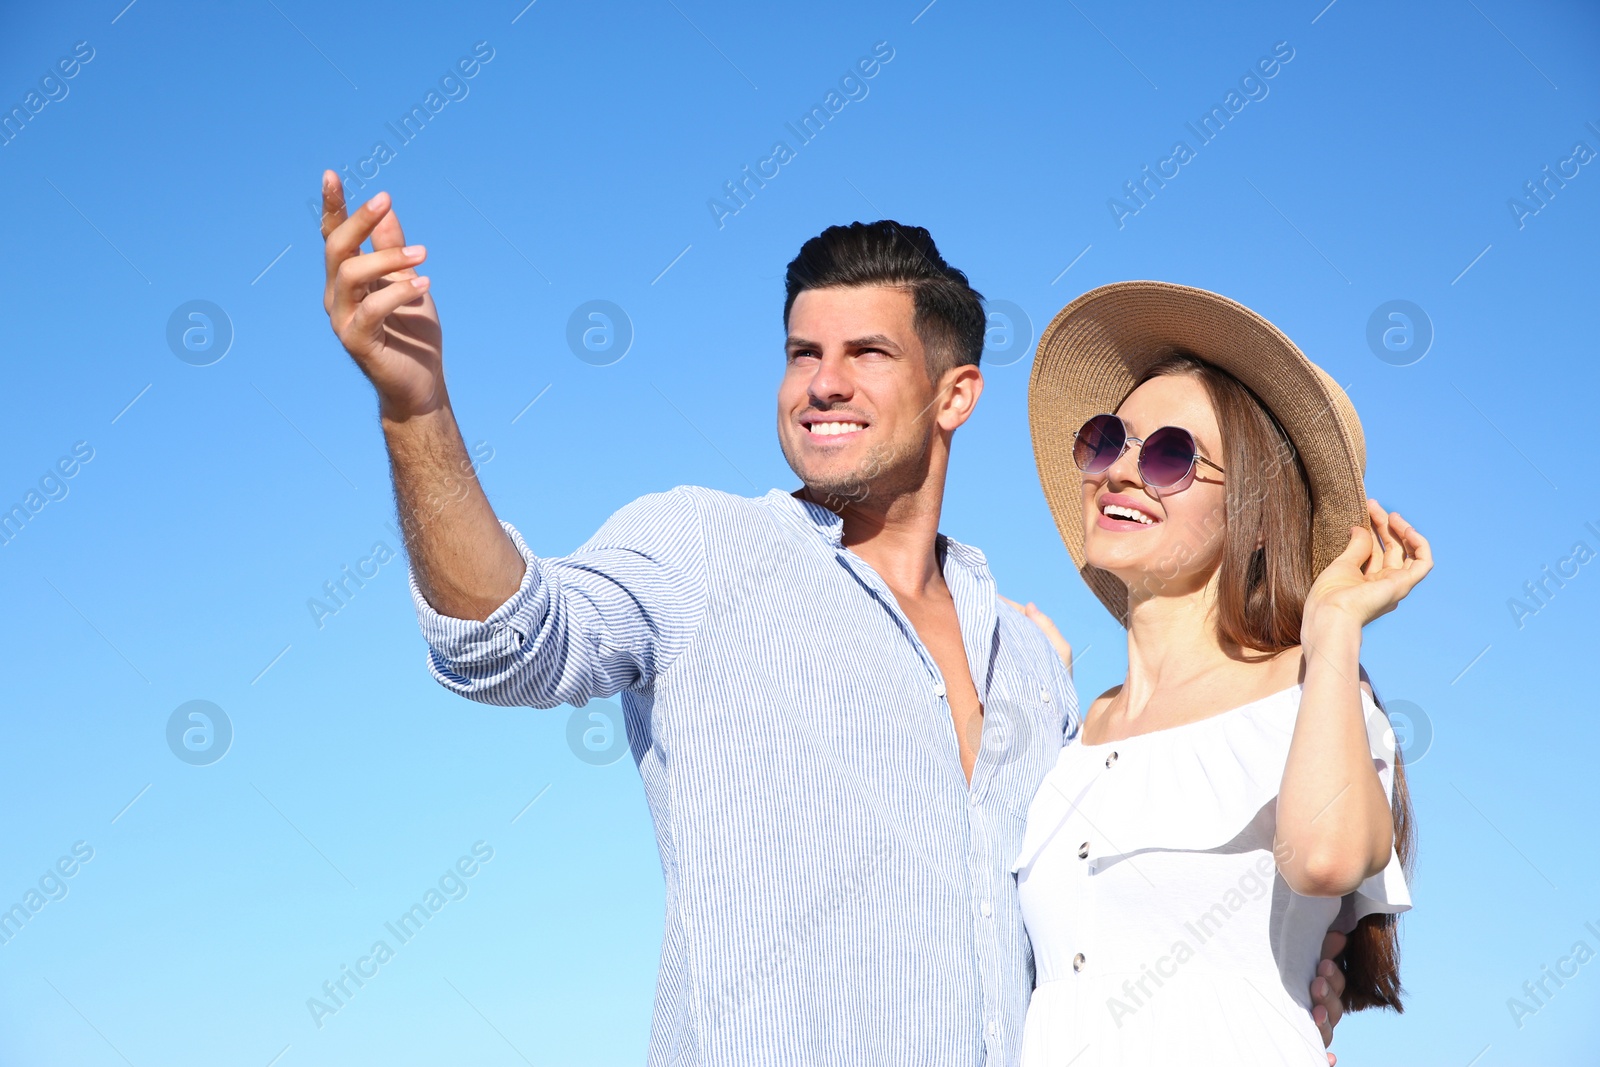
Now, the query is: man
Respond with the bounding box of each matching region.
[318,172,1348,1065]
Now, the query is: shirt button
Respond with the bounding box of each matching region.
[1073,952,1086,973]
[1077,841,1089,860]
[980,899,993,918]
[1040,688,1051,703]
[986,1019,999,1039]
[1105,751,1119,769]
[933,681,947,697]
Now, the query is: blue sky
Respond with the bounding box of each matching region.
[2,0,1597,1063]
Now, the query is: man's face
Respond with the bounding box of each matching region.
[777,285,954,508]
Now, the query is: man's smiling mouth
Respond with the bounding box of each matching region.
[807,421,866,436]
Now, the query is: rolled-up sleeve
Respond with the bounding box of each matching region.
[409,486,708,708]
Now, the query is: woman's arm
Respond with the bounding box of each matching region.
[1274,502,1432,897]
[1275,616,1392,895]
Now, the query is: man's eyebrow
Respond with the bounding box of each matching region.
[845,334,901,351]
[784,334,904,351]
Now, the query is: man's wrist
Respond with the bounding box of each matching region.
[378,385,452,429]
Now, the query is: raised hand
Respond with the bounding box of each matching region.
[320,171,444,419]
[1303,499,1433,637]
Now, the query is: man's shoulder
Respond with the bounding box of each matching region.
[596,485,786,536]
[994,598,1054,661]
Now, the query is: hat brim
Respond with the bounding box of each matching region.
[1027,281,1369,626]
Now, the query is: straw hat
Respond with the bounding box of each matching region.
[1027,280,1368,625]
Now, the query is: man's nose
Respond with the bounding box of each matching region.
[807,350,853,405]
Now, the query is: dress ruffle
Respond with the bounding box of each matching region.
[1012,685,1411,922]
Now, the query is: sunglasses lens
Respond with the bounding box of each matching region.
[1073,415,1125,473]
[1141,426,1199,487]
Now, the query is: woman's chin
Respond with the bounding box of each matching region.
[1082,552,1147,585]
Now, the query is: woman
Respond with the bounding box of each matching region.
[1011,282,1427,1064]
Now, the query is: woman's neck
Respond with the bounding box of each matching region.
[1117,577,1238,722]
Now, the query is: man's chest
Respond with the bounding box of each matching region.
[888,586,986,779]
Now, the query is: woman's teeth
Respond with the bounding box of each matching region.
[1103,504,1157,525]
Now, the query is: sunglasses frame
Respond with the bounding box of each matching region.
[1072,413,1226,489]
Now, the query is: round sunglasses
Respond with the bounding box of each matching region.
[1072,413,1226,489]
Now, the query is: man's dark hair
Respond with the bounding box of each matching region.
[783,220,986,381]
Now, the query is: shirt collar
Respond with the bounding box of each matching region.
[763,487,989,572]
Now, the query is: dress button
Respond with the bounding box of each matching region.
[1077,841,1089,860]
[1105,751,1119,769]
[933,681,947,697]
[1072,952,1086,972]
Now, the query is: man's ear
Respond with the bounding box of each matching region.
[935,363,984,431]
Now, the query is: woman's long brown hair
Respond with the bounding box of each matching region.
[1138,351,1414,1013]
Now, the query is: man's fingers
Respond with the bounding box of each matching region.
[1320,929,1348,961]
[348,275,431,341]
[1311,932,1346,1050]
[331,246,427,322]
[324,191,392,285]
[319,170,349,240]
[370,203,410,252]
[1320,957,1346,1026]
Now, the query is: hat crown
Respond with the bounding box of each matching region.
[1028,281,1369,625]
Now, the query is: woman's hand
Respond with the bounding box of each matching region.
[999,595,1072,676]
[1302,499,1433,640]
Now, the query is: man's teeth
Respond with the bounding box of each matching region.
[1103,504,1157,525]
[809,421,865,436]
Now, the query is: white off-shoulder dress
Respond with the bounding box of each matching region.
[1012,684,1410,1065]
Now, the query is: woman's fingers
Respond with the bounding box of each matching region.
[330,246,428,327]
[1387,513,1434,591]
[1376,512,1406,572]
[1000,595,1073,674]
[1364,500,1388,576]
[1336,525,1369,569]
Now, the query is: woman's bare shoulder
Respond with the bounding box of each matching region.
[1079,684,1122,740]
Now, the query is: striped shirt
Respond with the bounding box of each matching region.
[409,485,1080,1066]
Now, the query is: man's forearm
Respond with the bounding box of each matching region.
[382,400,526,621]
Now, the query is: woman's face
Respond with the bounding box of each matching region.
[1080,373,1229,599]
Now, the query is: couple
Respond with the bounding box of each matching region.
[318,173,1429,1065]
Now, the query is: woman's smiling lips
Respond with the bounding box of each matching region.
[1095,492,1162,532]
